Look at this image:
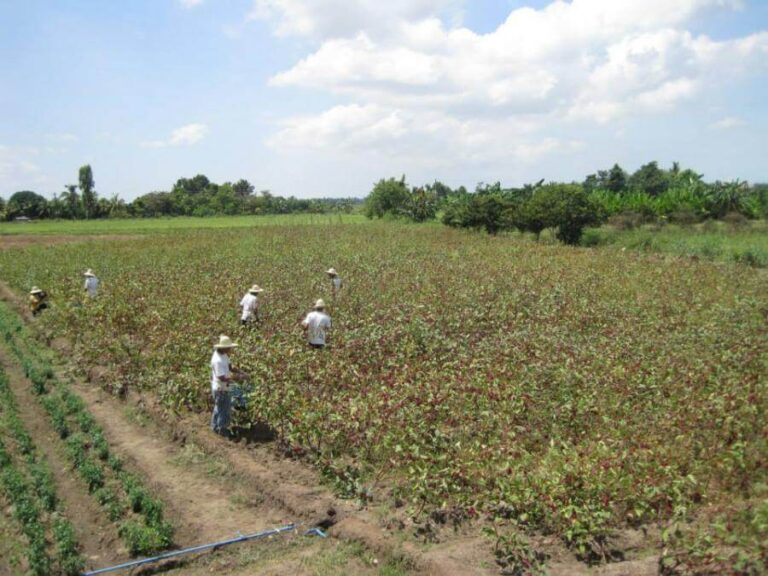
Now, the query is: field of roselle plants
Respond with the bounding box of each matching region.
[1,221,766,567]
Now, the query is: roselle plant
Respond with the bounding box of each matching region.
[0,222,765,567]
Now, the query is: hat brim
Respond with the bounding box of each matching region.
[214,344,238,349]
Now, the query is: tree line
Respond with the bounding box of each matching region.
[364,162,768,244]
[0,166,361,221]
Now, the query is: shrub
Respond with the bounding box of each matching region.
[119,520,174,555]
[608,211,644,231]
[668,210,700,226]
[723,211,749,229]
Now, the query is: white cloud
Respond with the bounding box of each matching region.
[0,145,46,192]
[710,116,746,129]
[268,103,577,167]
[249,0,462,39]
[178,0,204,8]
[260,0,767,167]
[142,123,209,148]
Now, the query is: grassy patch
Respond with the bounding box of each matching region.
[583,219,768,267]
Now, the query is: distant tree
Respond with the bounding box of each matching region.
[47,193,65,219]
[105,194,128,218]
[7,190,48,219]
[232,179,254,199]
[519,184,603,245]
[427,180,453,200]
[364,176,411,219]
[441,191,472,228]
[607,164,627,193]
[629,162,669,197]
[707,180,751,218]
[0,196,6,221]
[130,192,174,217]
[408,187,438,222]
[62,184,81,219]
[79,165,97,218]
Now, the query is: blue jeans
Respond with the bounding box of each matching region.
[211,390,231,435]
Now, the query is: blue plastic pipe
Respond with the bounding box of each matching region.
[82,524,297,575]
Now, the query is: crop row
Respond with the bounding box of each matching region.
[0,368,83,575]
[0,302,174,556]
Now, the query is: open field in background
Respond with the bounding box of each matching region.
[0,219,766,572]
[0,213,367,236]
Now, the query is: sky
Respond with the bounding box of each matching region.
[1,0,767,201]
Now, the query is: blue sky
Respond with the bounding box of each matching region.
[1,0,766,201]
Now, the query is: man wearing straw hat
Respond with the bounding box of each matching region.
[239,284,264,326]
[83,269,99,299]
[210,335,246,437]
[28,286,49,316]
[301,299,332,349]
[326,268,342,299]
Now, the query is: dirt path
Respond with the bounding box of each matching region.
[0,347,126,571]
[71,382,289,546]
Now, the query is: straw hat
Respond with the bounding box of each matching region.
[326,268,337,276]
[248,284,264,294]
[313,299,326,310]
[83,269,95,277]
[30,286,44,295]
[214,335,238,350]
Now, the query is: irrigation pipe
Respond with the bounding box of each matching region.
[82,523,325,575]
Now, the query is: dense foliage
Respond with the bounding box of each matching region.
[1,222,765,568]
[442,175,767,246]
[1,168,362,221]
[364,176,439,222]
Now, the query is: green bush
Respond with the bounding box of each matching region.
[119,520,174,555]
[523,184,604,245]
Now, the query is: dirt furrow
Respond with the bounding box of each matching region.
[0,347,125,571]
[70,382,288,547]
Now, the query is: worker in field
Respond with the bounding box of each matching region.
[210,335,246,437]
[28,287,49,316]
[83,269,99,298]
[327,268,342,299]
[239,284,264,326]
[302,299,332,349]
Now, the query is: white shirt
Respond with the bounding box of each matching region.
[84,276,99,298]
[210,350,231,392]
[331,277,342,291]
[239,293,258,321]
[302,311,332,345]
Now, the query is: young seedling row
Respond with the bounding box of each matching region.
[0,367,83,575]
[0,302,175,557]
